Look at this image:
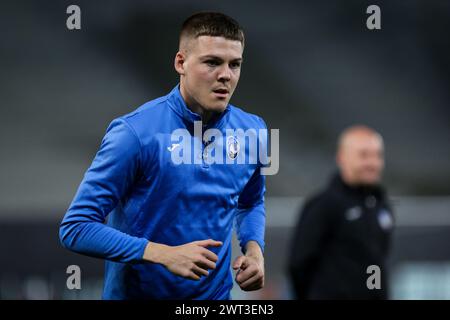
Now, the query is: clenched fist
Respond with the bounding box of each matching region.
[233,241,265,291]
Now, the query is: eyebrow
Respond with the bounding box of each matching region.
[199,55,243,62]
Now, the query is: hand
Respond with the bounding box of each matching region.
[232,241,265,291]
[143,239,222,281]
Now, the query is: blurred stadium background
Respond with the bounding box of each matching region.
[0,0,449,299]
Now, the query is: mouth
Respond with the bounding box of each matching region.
[212,88,229,99]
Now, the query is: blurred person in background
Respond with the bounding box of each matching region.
[288,125,394,299]
[59,12,267,300]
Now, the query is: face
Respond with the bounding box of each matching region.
[337,133,384,186]
[175,36,243,114]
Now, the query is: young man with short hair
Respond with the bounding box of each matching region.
[60,12,267,300]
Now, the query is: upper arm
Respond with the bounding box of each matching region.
[289,195,336,269]
[65,118,142,222]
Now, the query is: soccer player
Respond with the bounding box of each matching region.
[288,125,394,299]
[59,12,267,300]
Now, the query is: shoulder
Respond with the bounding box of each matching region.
[303,189,329,212]
[121,94,170,128]
[301,185,343,218]
[108,93,174,141]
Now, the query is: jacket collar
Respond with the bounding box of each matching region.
[167,84,230,129]
[331,171,385,199]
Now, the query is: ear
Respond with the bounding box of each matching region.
[174,51,186,76]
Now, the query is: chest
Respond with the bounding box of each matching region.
[336,195,394,241]
[141,132,258,197]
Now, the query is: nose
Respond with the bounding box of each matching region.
[366,157,383,173]
[217,65,231,82]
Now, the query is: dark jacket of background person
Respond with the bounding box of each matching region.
[288,173,394,299]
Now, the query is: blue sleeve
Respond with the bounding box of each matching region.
[235,166,266,255]
[235,116,267,254]
[59,118,149,264]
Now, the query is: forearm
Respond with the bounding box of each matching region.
[60,219,149,264]
[235,205,266,255]
[245,240,264,261]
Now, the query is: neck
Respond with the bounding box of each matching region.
[338,172,380,190]
[179,83,217,124]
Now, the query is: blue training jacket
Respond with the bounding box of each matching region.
[59,85,267,299]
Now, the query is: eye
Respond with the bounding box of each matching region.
[230,61,241,69]
[205,60,220,67]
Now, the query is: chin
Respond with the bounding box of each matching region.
[206,101,229,112]
[361,176,381,186]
